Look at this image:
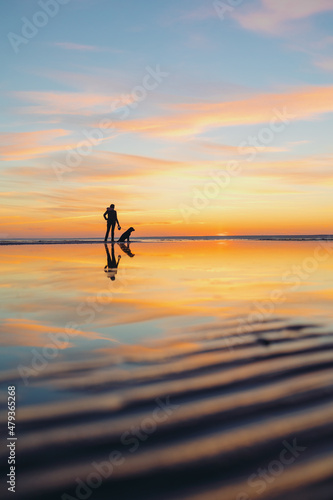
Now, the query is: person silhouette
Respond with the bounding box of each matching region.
[104,243,121,281]
[103,203,121,242]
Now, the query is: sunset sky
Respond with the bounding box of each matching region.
[1,0,333,238]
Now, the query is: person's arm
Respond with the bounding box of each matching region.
[103,210,108,221]
[116,211,121,228]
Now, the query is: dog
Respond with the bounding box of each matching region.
[118,227,135,243]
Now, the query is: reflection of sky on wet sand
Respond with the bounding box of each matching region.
[1,241,333,370]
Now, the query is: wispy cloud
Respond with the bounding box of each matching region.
[232,0,333,35]
[104,86,333,138]
[0,129,71,161]
[176,5,216,22]
[200,142,288,155]
[11,90,134,117]
[312,35,333,50]
[53,42,123,53]
[314,57,333,72]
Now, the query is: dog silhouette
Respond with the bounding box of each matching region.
[118,227,135,243]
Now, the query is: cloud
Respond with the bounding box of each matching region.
[175,5,216,22]
[53,42,123,53]
[0,128,115,161]
[0,129,72,161]
[232,0,333,35]
[107,86,333,138]
[71,151,185,182]
[200,142,288,155]
[12,90,134,117]
[244,155,333,184]
[286,36,333,74]
[313,36,333,49]
[3,150,186,181]
[315,57,333,72]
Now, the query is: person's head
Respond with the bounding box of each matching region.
[110,204,115,209]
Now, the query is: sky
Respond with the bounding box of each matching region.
[1,0,333,238]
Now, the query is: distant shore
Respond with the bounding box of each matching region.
[1,235,333,245]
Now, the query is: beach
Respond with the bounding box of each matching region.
[1,235,333,245]
[0,240,333,499]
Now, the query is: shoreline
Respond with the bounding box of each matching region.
[1,235,333,246]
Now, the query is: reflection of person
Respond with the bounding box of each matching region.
[103,203,121,243]
[104,243,121,281]
[119,242,135,258]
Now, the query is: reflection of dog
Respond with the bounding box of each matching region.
[119,243,135,257]
[118,227,135,242]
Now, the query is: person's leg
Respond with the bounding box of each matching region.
[104,224,110,242]
[111,243,116,266]
[111,222,116,242]
[104,242,112,267]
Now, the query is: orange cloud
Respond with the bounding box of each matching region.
[107,86,333,138]
[200,142,288,155]
[3,150,186,181]
[256,157,333,183]
[0,129,72,161]
[2,146,333,238]
[233,0,333,35]
[11,86,333,145]
[0,127,118,161]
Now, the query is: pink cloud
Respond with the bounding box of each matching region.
[315,57,333,72]
[12,90,134,116]
[233,0,333,34]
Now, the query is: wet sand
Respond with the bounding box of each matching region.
[0,241,333,499]
[1,316,333,500]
